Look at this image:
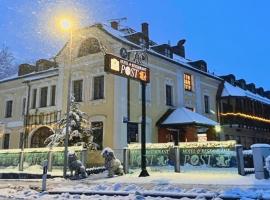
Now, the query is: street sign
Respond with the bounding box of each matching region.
[104,53,150,83]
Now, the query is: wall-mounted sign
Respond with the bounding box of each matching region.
[104,53,150,83]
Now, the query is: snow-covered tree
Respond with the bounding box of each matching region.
[0,45,16,79]
[45,97,97,149]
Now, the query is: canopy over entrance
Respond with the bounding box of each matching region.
[159,107,218,127]
[157,107,219,144]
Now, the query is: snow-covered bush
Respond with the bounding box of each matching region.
[45,96,98,149]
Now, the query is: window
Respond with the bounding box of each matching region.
[40,87,48,107]
[204,95,210,113]
[5,100,13,118]
[3,134,10,149]
[51,85,56,106]
[73,80,83,102]
[166,85,173,106]
[22,98,26,115]
[32,89,37,109]
[91,121,103,150]
[77,38,100,57]
[184,73,192,91]
[93,76,104,100]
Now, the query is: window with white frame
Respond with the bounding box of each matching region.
[5,100,13,118]
[22,98,26,115]
[184,73,192,91]
[31,89,37,109]
[51,85,56,106]
[91,121,103,150]
[73,80,83,102]
[40,87,48,107]
[204,95,210,113]
[166,84,173,106]
[93,76,104,100]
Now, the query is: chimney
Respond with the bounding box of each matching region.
[141,22,149,48]
[111,21,118,30]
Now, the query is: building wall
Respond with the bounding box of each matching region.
[0,25,221,150]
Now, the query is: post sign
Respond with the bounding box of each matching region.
[104,53,150,83]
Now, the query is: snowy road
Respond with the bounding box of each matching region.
[1,170,270,199]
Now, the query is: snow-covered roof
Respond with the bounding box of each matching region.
[100,24,222,81]
[0,68,59,83]
[251,143,270,148]
[161,107,218,127]
[222,82,270,105]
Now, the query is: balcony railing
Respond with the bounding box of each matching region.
[220,114,270,132]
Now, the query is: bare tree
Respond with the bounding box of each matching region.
[0,45,15,79]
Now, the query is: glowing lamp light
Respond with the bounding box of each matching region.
[59,18,72,31]
[215,125,221,133]
[220,112,270,124]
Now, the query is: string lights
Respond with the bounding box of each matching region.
[220,112,270,124]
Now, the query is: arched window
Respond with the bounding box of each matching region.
[77,38,100,57]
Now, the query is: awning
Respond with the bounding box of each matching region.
[159,107,218,127]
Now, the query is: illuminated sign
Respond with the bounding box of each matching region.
[104,54,150,83]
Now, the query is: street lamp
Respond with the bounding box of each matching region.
[59,17,73,178]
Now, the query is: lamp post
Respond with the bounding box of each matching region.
[59,18,73,178]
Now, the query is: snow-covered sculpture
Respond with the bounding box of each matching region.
[68,151,88,179]
[101,147,124,177]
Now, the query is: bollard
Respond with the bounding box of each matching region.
[47,151,53,172]
[19,151,24,171]
[174,146,180,173]
[123,147,130,174]
[42,160,48,191]
[235,144,245,176]
[81,148,87,166]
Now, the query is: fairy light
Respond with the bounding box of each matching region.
[220,112,270,124]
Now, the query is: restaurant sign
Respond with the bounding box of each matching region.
[104,53,150,83]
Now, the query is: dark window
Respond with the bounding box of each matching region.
[93,76,104,100]
[32,89,37,109]
[127,122,139,143]
[3,134,10,149]
[73,80,83,102]
[5,100,12,118]
[51,85,56,106]
[91,121,103,150]
[77,38,100,57]
[166,85,173,106]
[40,87,48,107]
[204,95,210,113]
[22,98,26,115]
[184,73,192,91]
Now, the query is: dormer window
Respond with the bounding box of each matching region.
[78,38,100,57]
[139,37,146,46]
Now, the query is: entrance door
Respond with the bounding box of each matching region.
[30,127,53,148]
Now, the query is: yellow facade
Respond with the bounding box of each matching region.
[0,24,221,150]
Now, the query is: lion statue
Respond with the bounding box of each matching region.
[101,147,124,177]
[68,151,88,179]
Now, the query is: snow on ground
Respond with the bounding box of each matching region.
[1,169,270,199]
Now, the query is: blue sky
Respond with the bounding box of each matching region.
[0,0,269,90]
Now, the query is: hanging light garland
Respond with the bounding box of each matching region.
[220,112,270,124]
